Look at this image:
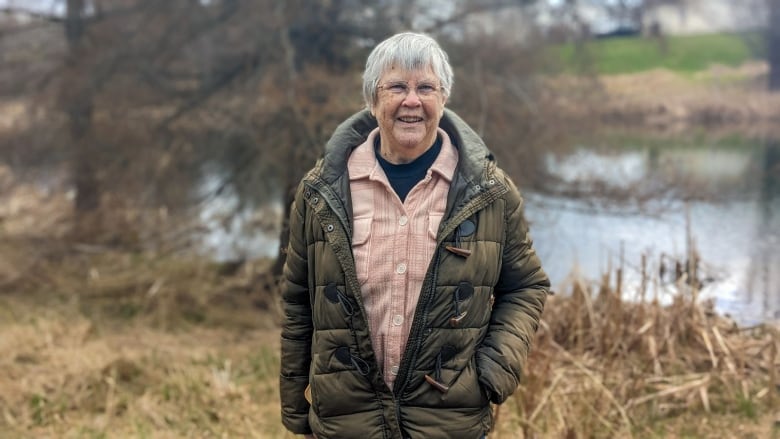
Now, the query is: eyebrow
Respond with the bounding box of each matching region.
[383,78,438,84]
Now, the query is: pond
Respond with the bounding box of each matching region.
[199,135,780,326]
[525,136,780,326]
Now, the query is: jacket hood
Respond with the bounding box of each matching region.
[320,108,494,186]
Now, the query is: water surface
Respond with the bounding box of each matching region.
[199,136,780,325]
[525,137,780,325]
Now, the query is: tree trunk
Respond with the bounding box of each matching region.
[64,0,101,236]
[770,0,780,91]
[69,97,98,212]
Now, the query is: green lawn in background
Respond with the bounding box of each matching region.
[555,32,762,75]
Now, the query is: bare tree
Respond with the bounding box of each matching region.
[62,0,99,235]
[3,0,254,242]
[1,0,558,274]
[770,0,780,90]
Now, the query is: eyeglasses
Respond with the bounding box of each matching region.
[377,81,442,99]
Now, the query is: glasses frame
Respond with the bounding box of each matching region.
[376,80,443,100]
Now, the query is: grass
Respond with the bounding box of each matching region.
[555,32,762,75]
[0,291,289,437]
[0,242,778,438]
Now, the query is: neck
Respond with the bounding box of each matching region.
[378,136,438,165]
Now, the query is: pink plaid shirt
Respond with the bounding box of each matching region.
[347,127,459,389]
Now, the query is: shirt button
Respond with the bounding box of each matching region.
[396,263,407,274]
[390,365,399,375]
[399,215,408,226]
[392,315,403,326]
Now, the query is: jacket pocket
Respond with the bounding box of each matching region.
[406,349,489,409]
[351,217,372,285]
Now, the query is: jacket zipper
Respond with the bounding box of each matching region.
[394,180,507,399]
[394,247,441,436]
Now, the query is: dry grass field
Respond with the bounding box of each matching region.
[1,300,287,438]
[0,241,778,438]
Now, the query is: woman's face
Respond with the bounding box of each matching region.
[371,65,446,163]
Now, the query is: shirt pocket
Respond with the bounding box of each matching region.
[351,217,372,285]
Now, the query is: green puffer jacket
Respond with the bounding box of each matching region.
[280,109,549,439]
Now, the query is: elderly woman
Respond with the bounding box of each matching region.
[280,32,549,439]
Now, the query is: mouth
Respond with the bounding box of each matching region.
[397,116,424,123]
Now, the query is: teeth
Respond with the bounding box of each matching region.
[399,117,422,122]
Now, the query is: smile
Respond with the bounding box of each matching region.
[397,116,423,123]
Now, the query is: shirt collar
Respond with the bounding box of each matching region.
[429,128,458,183]
[348,128,458,183]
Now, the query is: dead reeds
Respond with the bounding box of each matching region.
[503,267,780,439]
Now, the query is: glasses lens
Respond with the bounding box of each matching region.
[380,82,439,99]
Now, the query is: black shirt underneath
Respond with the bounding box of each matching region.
[376,135,442,203]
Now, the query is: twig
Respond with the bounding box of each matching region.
[552,341,633,434]
[711,326,737,374]
[700,328,718,369]
[528,371,564,424]
[628,375,710,407]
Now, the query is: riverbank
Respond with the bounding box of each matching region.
[0,243,778,438]
[550,62,780,138]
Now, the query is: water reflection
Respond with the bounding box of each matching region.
[745,139,780,320]
[527,138,780,325]
[198,136,780,325]
[198,169,281,262]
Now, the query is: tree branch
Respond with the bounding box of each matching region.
[419,0,533,34]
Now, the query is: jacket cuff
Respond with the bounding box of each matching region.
[280,374,312,433]
[281,412,312,435]
[476,351,518,404]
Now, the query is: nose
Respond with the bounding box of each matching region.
[401,88,422,107]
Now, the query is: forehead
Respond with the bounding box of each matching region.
[379,64,438,82]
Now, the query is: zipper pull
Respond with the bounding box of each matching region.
[424,374,450,393]
[445,245,472,257]
[449,312,468,327]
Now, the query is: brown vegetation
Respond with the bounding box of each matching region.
[552,62,780,138]
[0,238,778,437]
[507,273,779,438]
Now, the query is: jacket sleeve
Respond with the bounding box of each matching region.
[476,176,549,404]
[279,183,314,434]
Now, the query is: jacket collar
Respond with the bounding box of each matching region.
[347,127,458,184]
[319,108,494,187]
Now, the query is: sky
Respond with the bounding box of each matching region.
[1,0,63,11]
[1,0,638,15]
[0,0,65,17]
[0,0,647,34]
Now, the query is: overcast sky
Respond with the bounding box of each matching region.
[0,0,634,33]
[1,0,65,15]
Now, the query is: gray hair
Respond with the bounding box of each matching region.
[362,32,454,110]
